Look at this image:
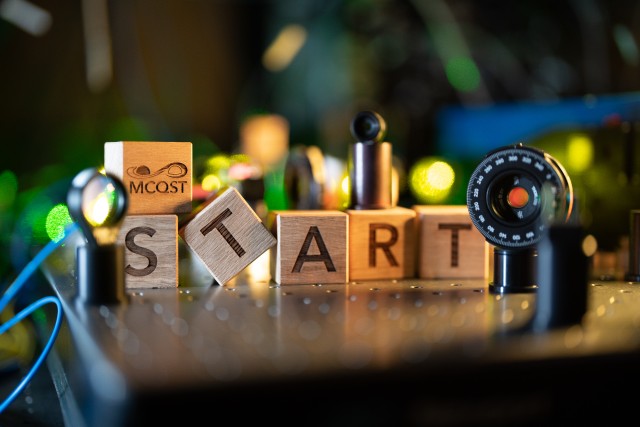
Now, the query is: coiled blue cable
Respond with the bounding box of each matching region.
[0,222,79,413]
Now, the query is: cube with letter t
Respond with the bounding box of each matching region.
[179,186,276,285]
[413,205,487,279]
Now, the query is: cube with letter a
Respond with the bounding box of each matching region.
[104,141,192,215]
[179,186,276,285]
[268,210,348,285]
[346,206,416,281]
[117,215,178,289]
[413,205,486,279]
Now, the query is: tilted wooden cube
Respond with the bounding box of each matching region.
[346,206,417,281]
[104,141,192,215]
[268,210,348,285]
[179,186,276,285]
[413,205,487,279]
[117,215,178,289]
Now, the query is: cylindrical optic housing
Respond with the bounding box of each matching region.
[532,224,588,331]
[626,210,640,282]
[348,110,392,210]
[491,247,538,294]
[77,244,126,305]
[349,141,392,209]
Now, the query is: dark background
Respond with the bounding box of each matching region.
[2,0,640,279]
[4,1,640,170]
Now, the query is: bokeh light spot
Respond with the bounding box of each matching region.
[201,174,222,192]
[0,170,18,209]
[582,234,598,257]
[46,203,72,242]
[206,154,231,173]
[566,134,593,173]
[409,158,455,203]
[445,56,480,92]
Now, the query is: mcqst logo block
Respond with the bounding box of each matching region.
[104,141,192,215]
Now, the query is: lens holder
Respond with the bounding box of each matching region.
[348,110,392,209]
[466,143,574,293]
[350,110,387,143]
[67,168,129,305]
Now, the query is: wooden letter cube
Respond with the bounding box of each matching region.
[268,210,348,285]
[413,205,487,279]
[104,141,192,215]
[346,206,416,281]
[117,215,178,289]
[179,186,276,285]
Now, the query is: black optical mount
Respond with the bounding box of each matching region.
[348,111,392,210]
[67,168,129,305]
[350,110,387,143]
[466,143,574,294]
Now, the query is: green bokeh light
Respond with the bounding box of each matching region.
[445,56,481,92]
[264,170,289,211]
[21,194,53,245]
[0,170,18,210]
[46,203,72,242]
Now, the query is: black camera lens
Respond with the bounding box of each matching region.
[350,111,386,143]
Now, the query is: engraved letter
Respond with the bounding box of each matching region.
[129,181,144,194]
[200,208,246,257]
[125,226,158,276]
[292,226,336,272]
[369,223,398,267]
[438,223,472,267]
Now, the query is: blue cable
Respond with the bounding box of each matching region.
[0,222,79,413]
[0,223,79,313]
[0,296,62,413]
